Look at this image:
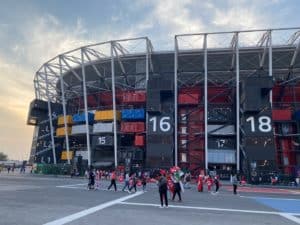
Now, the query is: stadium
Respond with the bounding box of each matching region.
[27,28,300,181]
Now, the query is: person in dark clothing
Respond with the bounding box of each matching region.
[171,175,182,201]
[232,174,238,195]
[141,175,147,192]
[214,176,220,193]
[158,173,168,208]
[88,169,95,190]
[107,171,117,191]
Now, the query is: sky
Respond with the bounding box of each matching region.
[0,0,299,160]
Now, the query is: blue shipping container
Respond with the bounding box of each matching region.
[121,109,145,120]
[73,112,94,123]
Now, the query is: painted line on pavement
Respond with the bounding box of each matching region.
[240,195,300,201]
[279,213,300,224]
[56,183,86,188]
[119,201,300,224]
[43,191,144,225]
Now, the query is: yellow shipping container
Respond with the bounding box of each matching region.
[61,151,74,160]
[94,110,121,121]
[56,127,72,136]
[57,115,73,126]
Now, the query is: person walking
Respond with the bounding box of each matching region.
[122,172,130,192]
[157,173,168,208]
[232,174,238,195]
[141,174,147,192]
[107,170,117,191]
[213,176,220,194]
[88,168,95,190]
[129,174,137,193]
[95,169,101,190]
[171,174,182,202]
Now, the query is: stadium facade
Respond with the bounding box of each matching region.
[27,28,300,179]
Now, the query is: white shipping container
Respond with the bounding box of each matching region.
[93,122,114,133]
[72,125,93,135]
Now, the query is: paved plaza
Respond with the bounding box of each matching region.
[0,173,300,225]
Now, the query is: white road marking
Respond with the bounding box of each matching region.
[240,195,300,201]
[56,183,86,188]
[43,191,144,225]
[280,213,300,224]
[119,202,300,224]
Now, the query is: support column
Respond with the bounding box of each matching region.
[111,42,118,168]
[81,49,92,167]
[236,33,240,172]
[269,30,273,106]
[59,58,70,164]
[174,37,178,167]
[44,67,57,164]
[204,34,208,171]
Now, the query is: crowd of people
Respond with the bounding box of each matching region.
[83,166,241,208]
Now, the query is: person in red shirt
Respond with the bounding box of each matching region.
[107,170,117,191]
[197,175,204,192]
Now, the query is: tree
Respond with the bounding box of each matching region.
[0,152,8,161]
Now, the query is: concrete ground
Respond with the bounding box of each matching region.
[0,173,300,225]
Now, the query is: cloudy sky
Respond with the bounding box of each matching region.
[0,0,299,160]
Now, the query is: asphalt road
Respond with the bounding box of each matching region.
[0,173,300,225]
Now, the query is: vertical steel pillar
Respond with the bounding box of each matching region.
[269,30,273,106]
[146,38,150,82]
[59,58,70,164]
[174,36,178,167]
[145,39,150,167]
[236,33,240,172]
[111,42,118,168]
[81,49,92,167]
[204,34,208,171]
[44,67,57,164]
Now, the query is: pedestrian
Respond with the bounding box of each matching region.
[171,174,182,202]
[95,169,101,190]
[129,174,137,193]
[157,173,168,208]
[7,166,11,173]
[232,174,238,195]
[213,176,220,194]
[197,174,204,192]
[88,168,95,190]
[141,174,147,192]
[107,170,117,191]
[122,172,130,192]
[206,175,213,192]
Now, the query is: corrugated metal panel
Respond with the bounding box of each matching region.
[121,109,145,120]
[56,127,72,136]
[72,125,93,135]
[93,122,114,133]
[94,110,121,121]
[57,115,73,125]
[72,112,94,124]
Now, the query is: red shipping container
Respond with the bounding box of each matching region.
[122,91,146,104]
[98,92,113,105]
[272,110,292,121]
[87,95,97,107]
[178,93,199,105]
[121,122,145,133]
[134,135,145,146]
